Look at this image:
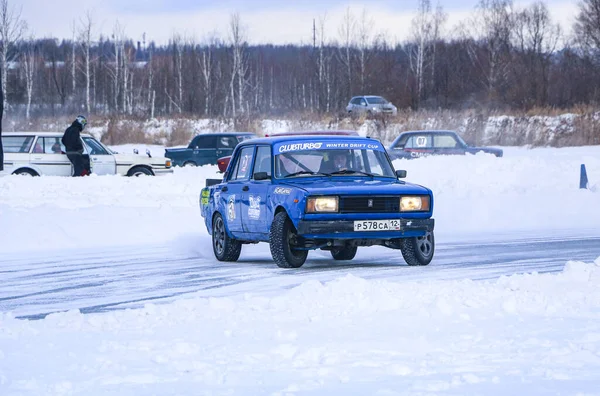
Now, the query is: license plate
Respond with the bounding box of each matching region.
[353,219,402,231]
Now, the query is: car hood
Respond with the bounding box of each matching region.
[113,153,168,165]
[164,147,188,152]
[279,178,431,195]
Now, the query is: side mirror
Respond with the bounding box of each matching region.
[395,170,407,179]
[253,171,270,181]
[133,148,139,155]
[146,149,152,158]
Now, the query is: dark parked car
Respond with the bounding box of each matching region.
[388,130,503,160]
[165,132,256,167]
[217,130,360,172]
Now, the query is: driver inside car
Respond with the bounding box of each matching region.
[320,150,351,173]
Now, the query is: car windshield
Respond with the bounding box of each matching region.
[273,140,395,179]
[366,97,388,105]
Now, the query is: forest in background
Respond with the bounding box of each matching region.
[1,0,600,147]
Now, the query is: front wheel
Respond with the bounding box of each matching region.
[269,212,307,268]
[212,213,242,261]
[400,231,435,266]
[127,166,153,176]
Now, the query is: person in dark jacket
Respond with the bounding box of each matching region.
[62,115,88,176]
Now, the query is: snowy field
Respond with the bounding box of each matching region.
[1,146,600,395]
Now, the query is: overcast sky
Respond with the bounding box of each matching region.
[18,0,577,46]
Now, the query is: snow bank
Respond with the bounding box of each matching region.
[1,145,599,254]
[1,257,599,394]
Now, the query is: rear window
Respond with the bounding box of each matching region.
[237,134,255,142]
[2,136,35,153]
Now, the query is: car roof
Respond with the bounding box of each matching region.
[194,132,255,136]
[3,131,94,137]
[398,130,457,135]
[265,130,359,137]
[239,134,375,146]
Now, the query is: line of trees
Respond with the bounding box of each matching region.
[2,0,600,122]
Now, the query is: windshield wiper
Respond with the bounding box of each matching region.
[284,170,331,178]
[330,169,375,177]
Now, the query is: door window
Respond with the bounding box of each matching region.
[252,146,272,178]
[405,135,432,149]
[38,137,66,154]
[231,147,255,181]
[433,134,459,148]
[218,136,238,149]
[192,135,217,149]
[1,136,34,153]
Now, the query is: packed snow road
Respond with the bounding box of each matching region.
[2,234,599,319]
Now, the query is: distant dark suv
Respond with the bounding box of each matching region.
[388,130,503,160]
[165,132,256,167]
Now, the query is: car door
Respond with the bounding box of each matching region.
[191,135,218,165]
[222,146,255,235]
[216,135,238,162]
[433,133,465,156]
[82,137,117,175]
[30,137,72,176]
[241,145,271,234]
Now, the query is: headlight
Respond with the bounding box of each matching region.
[306,196,338,213]
[400,196,430,211]
[165,160,172,168]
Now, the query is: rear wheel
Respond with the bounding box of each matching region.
[269,212,307,268]
[400,231,435,266]
[212,213,242,261]
[13,168,38,176]
[330,246,358,261]
[183,161,197,167]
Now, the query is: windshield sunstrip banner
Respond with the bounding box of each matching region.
[274,140,384,154]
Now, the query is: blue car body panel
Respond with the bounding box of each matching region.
[201,136,435,245]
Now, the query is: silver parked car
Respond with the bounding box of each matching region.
[346,95,398,116]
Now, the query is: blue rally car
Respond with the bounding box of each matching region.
[200,135,435,268]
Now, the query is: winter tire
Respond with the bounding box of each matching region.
[127,166,154,176]
[269,211,307,268]
[330,246,358,261]
[212,213,242,261]
[183,161,197,167]
[13,168,38,176]
[400,231,435,266]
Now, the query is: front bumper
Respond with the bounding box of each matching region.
[297,218,434,239]
[153,168,174,176]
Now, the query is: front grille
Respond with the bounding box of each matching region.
[339,196,400,213]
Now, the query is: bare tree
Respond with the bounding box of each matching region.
[229,13,248,116]
[0,68,3,171]
[71,21,76,94]
[512,1,560,106]
[574,0,600,52]
[355,9,374,92]
[466,0,514,104]
[172,33,184,113]
[337,7,355,97]
[78,11,94,114]
[409,0,433,108]
[0,0,26,113]
[21,39,37,119]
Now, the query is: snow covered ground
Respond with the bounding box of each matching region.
[1,146,600,395]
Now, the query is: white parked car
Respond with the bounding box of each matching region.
[1,132,173,177]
